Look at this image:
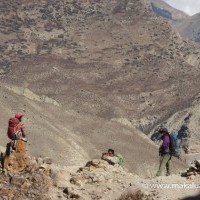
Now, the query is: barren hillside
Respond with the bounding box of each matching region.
[1,0,200,131]
[2,84,186,177]
[0,0,200,176]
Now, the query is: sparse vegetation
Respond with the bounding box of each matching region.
[118,190,154,200]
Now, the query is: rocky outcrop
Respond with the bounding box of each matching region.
[0,157,139,200]
[0,155,53,199]
[3,140,28,173]
[55,159,169,200]
[181,160,200,180]
[70,159,129,185]
[57,159,136,200]
[0,155,199,199]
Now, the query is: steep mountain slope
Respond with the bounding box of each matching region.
[0,0,199,176]
[149,0,188,21]
[175,13,200,43]
[149,0,200,44]
[149,93,200,162]
[1,0,200,132]
[1,84,172,177]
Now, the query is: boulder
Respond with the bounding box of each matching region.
[43,157,53,165]
[195,160,200,168]
[10,175,26,187]
[70,159,129,187]
[3,140,29,173]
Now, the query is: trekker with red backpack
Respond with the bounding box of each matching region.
[7,112,27,142]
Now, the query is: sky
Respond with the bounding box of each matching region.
[163,0,200,16]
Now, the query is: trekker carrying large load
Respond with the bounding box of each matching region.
[156,128,172,177]
[7,112,27,142]
[178,123,191,154]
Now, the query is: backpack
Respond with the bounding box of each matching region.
[116,153,124,165]
[169,132,179,158]
[8,118,23,140]
[178,124,190,139]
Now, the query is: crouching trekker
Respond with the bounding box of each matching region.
[156,128,172,177]
[2,112,28,173]
[101,149,124,165]
[7,112,27,143]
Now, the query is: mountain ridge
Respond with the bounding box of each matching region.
[149,0,188,21]
[175,13,200,43]
[149,0,200,43]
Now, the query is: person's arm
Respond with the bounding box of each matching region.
[20,123,26,137]
[103,156,119,165]
[102,153,108,159]
[187,129,191,138]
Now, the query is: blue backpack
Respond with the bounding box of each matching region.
[169,131,180,158]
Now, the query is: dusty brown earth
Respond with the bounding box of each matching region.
[1,84,185,177]
[0,0,200,132]
[0,1,200,199]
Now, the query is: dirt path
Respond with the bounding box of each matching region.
[127,175,200,200]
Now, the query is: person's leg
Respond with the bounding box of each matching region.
[185,139,189,154]
[166,155,172,176]
[182,138,189,153]
[176,139,181,158]
[10,132,21,150]
[156,154,169,176]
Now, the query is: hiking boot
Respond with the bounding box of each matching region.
[21,137,28,142]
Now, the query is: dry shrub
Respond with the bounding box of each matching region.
[118,190,144,200]
[118,190,153,200]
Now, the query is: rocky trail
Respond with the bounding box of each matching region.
[0,140,199,200]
